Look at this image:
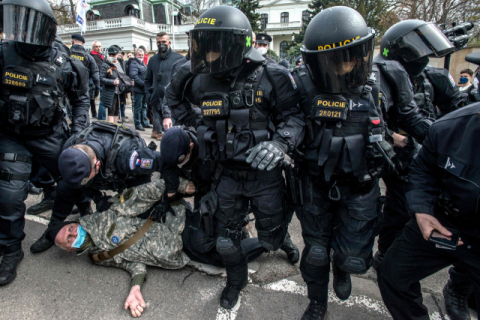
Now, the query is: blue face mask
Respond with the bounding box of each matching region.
[72,225,87,249]
[460,77,469,84]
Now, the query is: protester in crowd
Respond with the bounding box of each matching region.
[114,46,129,123]
[90,40,106,120]
[295,56,303,67]
[145,32,183,140]
[129,49,152,131]
[458,69,479,104]
[127,52,134,60]
[100,46,132,124]
[140,46,149,65]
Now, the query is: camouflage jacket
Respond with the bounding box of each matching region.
[78,179,191,279]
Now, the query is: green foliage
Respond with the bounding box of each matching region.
[232,0,263,33]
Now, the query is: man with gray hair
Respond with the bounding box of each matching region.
[90,40,106,120]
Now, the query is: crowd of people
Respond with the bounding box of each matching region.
[1,1,480,320]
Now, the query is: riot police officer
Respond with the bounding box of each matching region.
[374,20,472,320]
[290,7,431,319]
[30,121,161,253]
[70,33,100,105]
[0,0,91,285]
[164,6,305,309]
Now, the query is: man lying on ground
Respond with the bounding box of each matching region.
[45,178,265,317]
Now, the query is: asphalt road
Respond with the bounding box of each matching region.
[0,104,476,320]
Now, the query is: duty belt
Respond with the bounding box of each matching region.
[0,170,30,182]
[0,153,32,164]
[221,166,282,181]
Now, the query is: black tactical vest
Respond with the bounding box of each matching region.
[294,68,394,183]
[0,42,67,135]
[75,121,144,190]
[196,64,272,163]
[411,72,435,117]
[70,46,89,69]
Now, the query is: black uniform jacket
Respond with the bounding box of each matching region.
[407,104,480,238]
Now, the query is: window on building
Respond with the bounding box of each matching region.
[281,12,289,23]
[302,10,309,25]
[280,41,288,58]
[125,5,140,18]
[261,14,268,30]
[87,10,101,21]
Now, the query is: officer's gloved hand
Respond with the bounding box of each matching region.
[246,141,288,171]
[95,87,100,98]
[149,195,176,223]
[93,192,113,212]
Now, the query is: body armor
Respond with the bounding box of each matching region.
[0,42,67,135]
[411,72,435,117]
[196,64,272,164]
[69,46,89,69]
[294,67,394,183]
[75,121,145,191]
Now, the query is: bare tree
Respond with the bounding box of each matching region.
[185,0,218,20]
[47,0,78,24]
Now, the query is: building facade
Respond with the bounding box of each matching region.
[257,0,309,58]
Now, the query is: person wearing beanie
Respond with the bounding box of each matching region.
[30,121,162,254]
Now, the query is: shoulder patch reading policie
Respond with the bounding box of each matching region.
[448,73,456,88]
[129,151,138,170]
[289,73,297,90]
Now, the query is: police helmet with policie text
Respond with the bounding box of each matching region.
[190,6,264,74]
[301,6,375,93]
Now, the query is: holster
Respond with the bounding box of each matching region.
[199,188,218,238]
[283,161,302,205]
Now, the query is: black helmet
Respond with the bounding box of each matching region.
[301,6,375,93]
[380,20,455,75]
[1,0,57,47]
[189,6,264,74]
[108,46,121,55]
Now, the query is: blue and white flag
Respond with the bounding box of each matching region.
[75,0,90,33]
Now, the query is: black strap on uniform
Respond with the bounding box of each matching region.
[0,170,30,182]
[0,153,32,164]
[221,166,282,181]
[317,126,332,166]
[216,120,227,161]
[323,136,344,182]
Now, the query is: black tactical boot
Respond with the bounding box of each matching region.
[28,182,42,195]
[220,282,247,309]
[27,185,56,215]
[373,250,384,270]
[280,232,300,264]
[0,246,24,286]
[332,263,352,300]
[77,202,94,217]
[443,281,471,320]
[301,300,327,320]
[30,230,54,254]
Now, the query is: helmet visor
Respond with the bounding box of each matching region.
[190,29,246,74]
[3,5,56,47]
[302,34,374,93]
[395,23,455,62]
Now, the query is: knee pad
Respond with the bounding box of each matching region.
[339,256,367,274]
[305,246,329,267]
[216,237,243,264]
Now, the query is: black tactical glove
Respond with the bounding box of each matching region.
[93,192,113,212]
[95,87,100,98]
[246,141,288,171]
[149,195,176,223]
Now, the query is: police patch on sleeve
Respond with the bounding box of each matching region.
[448,73,456,88]
[140,159,153,169]
[289,73,297,90]
[129,151,138,170]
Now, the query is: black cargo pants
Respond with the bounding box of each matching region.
[378,219,480,320]
[214,168,287,286]
[297,175,383,303]
[0,127,67,251]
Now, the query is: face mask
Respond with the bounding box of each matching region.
[460,77,469,84]
[72,225,87,249]
[137,57,143,63]
[158,43,168,53]
[257,47,268,56]
[177,153,190,168]
[107,56,116,62]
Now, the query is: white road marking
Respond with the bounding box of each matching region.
[25,214,49,225]
[215,295,242,320]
